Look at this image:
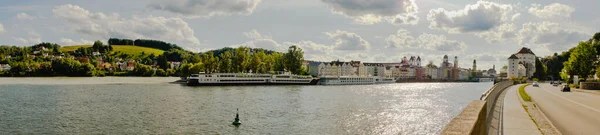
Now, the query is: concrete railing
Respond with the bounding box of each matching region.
[441,81,512,135]
[441,100,487,135]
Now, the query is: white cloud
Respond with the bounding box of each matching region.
[0,23,4,33]
[326,30,371,50]
[13,31,42,44]
[285,41,336,61]
[16,13,36,20]
[511,13,521,21]
[239,29,284,51]
[466,53,504,62]
[284,40,333,55]
[517,21,589,52]
[59,38,93,45]
[385,29,416,48]
[322,0,419,25]
[343,52,370,61]
[418,33,467,52]
[148,0,261,18]
[528,3,575,19]
[53,4,200,47]
[234,30,339,61]
[476,23,517,43]
[384,29,466,52]
[427,1,514,33]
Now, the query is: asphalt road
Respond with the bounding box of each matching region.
[526,83,600,135]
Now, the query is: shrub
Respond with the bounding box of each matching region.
[156,69,167,76]
[569,84,580,88]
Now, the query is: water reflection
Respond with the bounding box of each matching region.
[0,79,491,134]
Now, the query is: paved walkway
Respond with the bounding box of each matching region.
[502,85,542,135]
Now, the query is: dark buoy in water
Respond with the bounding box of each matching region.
[232,108,241,126]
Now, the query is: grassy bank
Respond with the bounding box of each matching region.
[61,45,165,55]
[519,84,532,102]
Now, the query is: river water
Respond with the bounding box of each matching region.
[0,77,492,135]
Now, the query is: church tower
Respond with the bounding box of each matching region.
[473,60,477,71]
[454,56,458,68]
[417,56,421,67]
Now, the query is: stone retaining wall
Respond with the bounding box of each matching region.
[580,82,600,90]
[442,81,513,135]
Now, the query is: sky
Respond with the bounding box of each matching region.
[0,0,598,70]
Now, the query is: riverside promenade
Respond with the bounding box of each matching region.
[441,81,543,135]
[502,85,542,135]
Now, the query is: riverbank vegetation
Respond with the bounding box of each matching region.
[0,38,306,77]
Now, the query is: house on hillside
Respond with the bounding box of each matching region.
[169,61,181,69]
[39,46,48,51]
[0,64,11,72]
[96,58,104,67]
[99,63,112,70]
[127,60,135,71]
[92,51,101,56]
[116,59,135,71]
[116,61,127,71]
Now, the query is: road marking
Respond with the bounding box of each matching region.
[541,87,600,114]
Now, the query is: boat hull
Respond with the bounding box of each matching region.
[187,79,319,86]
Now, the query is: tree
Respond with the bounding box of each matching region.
[234,47,250,73]
[263,53,274,73]
[251,51,266,73]
[501,65,508,73]
[533,57,547,80]
[565,41,597,80]
[179,63,192,77]
[593,32,600,41]
[92,40,103,51]
[133,64,155,77]
[560,62,571,82]
[219,51,233,73]
[189,63,204,74]
[272,52,285,72]
[157,54,169,70]
[426,61,437,68]
[284,45,304,74]
[200,52,218,73]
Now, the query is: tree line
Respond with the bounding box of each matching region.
[1,40,307,77]
[179,46,306,76]
[539,32,600,83]
[108,38,184,51]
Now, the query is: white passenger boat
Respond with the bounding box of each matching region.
[269,72,315,85]
[375,77,396,84]
[318,76,376,85]
[187,72,317,86]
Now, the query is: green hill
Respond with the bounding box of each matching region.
[61,45,165,55]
